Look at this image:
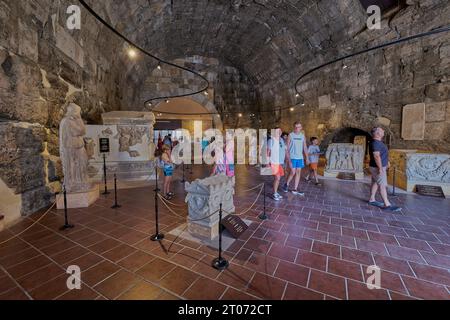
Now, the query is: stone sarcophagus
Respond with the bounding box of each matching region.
[185,175,235,240]
[388,150,450,196]
[85,111,156,182]
[325,143,365,179]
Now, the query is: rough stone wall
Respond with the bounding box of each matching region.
[0,0,125,217]
[259,1,450,152]
[92,0,449,149]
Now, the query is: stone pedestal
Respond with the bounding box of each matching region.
[388,149,450,196]
[185,175,235,240]
[325,143,365,180]
[57,185,100,209]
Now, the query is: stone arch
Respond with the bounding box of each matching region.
[322,127,372,152]
[153,95,223,130]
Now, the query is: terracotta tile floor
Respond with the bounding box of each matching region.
[0,165,449,300]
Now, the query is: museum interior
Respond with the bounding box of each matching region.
[0,0,449,301]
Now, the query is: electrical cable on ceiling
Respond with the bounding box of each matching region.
[78,0,450,118]
[294,25,450,96]
[77,0,209,105]
[149,24,450,117]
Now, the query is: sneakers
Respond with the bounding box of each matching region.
[291,190,305,196]
[165,192,174,200]
[281,184,289,193]
[272,193,283,201]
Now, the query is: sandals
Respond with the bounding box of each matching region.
[383,205,402,212]
[369,201,385,208]
[369,201,402,212]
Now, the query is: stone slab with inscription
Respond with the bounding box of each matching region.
[401,103,425,141]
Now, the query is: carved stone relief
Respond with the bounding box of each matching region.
[325,143,365,173]
[406,154,450,183]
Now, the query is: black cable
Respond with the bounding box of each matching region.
[295,25,450,94]
[77,0,209,104]
[77,0,450,117]
[151,25,450,117]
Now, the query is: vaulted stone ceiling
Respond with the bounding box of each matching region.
[85,0,368,84]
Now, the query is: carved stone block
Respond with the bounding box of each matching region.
[388,149,450,196]
[325,143,365,180]
[185,175,235,240]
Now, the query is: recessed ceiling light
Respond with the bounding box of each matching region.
[127,48,137,58]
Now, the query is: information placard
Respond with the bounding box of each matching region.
[221,215,248,239]
[99,138,110,153]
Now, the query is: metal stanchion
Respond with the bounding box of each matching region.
[60,186,74,231]
[151,164,164,241]
[180,162,186,183]
[212,203,229,271]
[258,182,268,220]
[102,154,110,195]
[111,174,121,209]
[189,164,193,175]
[391,166,397,197]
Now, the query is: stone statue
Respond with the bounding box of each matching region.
[59,103,91,192]
[84,138,95,160]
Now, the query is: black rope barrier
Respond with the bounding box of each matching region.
[60,186,75,231]
[151,165,164,241]
[102,153,110,196]
[111,174,122,209]
[212,203,229,271]
[258,182,268,221]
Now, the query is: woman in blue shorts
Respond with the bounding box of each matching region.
[161,145,174,199]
